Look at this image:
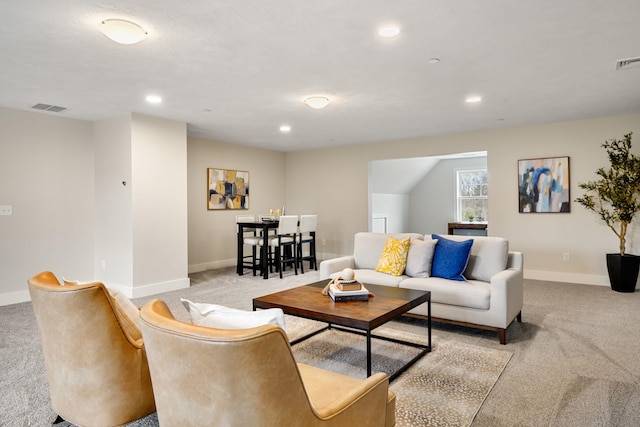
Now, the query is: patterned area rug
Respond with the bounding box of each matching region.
[288,318,512,427]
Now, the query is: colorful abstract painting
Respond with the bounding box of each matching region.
[518,157,569,213]
[207,168,249,210]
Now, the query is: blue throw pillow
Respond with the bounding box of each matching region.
[430,234,473,281]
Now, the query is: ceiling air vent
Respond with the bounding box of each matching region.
[616,57,640,70]
[31,103,67,113]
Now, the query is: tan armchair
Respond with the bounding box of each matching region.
[139,299,396,426]
[27,271,155,427]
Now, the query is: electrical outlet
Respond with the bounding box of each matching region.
[563,252,570,262]
[0,205,12,216]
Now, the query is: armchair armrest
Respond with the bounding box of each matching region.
[319,256,355,279]
[314,372,390,423]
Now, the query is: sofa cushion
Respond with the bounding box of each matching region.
[405,238,438,278]
[375,236,411,276]
[329,269,405,287]
[400,277,491,310]
[430,235,473,281]
[181,299,286,330]
[438,235,509,282]
[353,232,423,270]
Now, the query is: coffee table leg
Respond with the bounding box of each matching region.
[366,330,372,377]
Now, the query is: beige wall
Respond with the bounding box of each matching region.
[285,113,640,285]
[2,107,640,305]
[0,108,94,303]
[187,137,286,272]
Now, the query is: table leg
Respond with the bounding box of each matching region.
[237,225,243,275]
[262,225,269,279]
[366,330,372,377]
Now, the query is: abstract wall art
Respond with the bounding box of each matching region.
[518,156,570,213]
[207,168,249,210]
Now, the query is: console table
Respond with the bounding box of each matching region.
[447,221,488,236]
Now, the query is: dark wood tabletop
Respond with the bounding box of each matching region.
[253,279,430,331]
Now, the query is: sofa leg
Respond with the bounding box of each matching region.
[498,329,506,345]
[53,415,65,425]
[517,311,522,322]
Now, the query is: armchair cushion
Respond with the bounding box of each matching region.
[181,298,286,330]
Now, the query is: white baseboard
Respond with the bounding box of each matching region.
[108,277,191,299]
[0,289,31,306]
[1,277,191,306]
[189,259,235,273]
[524,269,610,287]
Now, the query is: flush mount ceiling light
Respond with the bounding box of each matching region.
[145,95,162,104]
[279,125,291,133]
[465,96,482,103]
[99,19,148,45]
[304,96,330,109]
[378,26,400,38]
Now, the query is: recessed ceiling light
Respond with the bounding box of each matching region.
[99,19,148,45]
[378,26,400,38]
[304,96,330,109]
[146,95,162,104]
[427,58,441,64]
[279,125,291,133]
[465,96,482,103]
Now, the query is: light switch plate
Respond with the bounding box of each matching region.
[0,205,13,216]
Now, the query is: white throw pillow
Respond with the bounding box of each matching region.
[405,239,438,278]
[180,299,286,331]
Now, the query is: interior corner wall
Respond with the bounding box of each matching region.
[409,157,487,234]
[285,113,640,286]
[94,113,189,298]
[0,108,94,305]
[187,137,286,272]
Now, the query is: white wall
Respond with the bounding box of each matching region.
[371,193,409,233]
[285,113,640,286]
[131,113,189,294]
[94,113,189,297]
[0,108,94,303]
[409,157,487,234]
[94,115,133,288]
[187,137,286,272]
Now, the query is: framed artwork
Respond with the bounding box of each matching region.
[207,168,249,210]
[518,156,570,213]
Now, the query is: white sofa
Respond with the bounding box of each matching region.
[319,232,524,344]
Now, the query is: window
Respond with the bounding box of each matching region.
[457,169,488,222]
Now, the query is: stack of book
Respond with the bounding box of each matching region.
[329,280,369,302]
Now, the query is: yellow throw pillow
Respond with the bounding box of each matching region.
[375,236,411,276]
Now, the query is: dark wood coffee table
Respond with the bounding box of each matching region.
[253,279,431,381]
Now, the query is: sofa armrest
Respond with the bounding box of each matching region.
[489,253,524,327]
[319,256,355,279]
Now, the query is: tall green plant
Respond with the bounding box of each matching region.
[575,132,640,255]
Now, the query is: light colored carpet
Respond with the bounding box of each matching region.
[288,320,512,427]
[4,267,640,426]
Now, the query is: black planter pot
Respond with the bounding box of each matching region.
[606,253,640,293]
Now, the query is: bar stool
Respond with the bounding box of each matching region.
[260,215,298,278]
[236,215,262,276]
[297,215,318,274]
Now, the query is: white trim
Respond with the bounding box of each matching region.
[107,277,191,299]
[524,269,609,287]
[0,289,31,306]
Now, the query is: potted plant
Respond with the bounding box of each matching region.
[575,132,640,292]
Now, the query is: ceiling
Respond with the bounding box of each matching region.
[1,1,639,152]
